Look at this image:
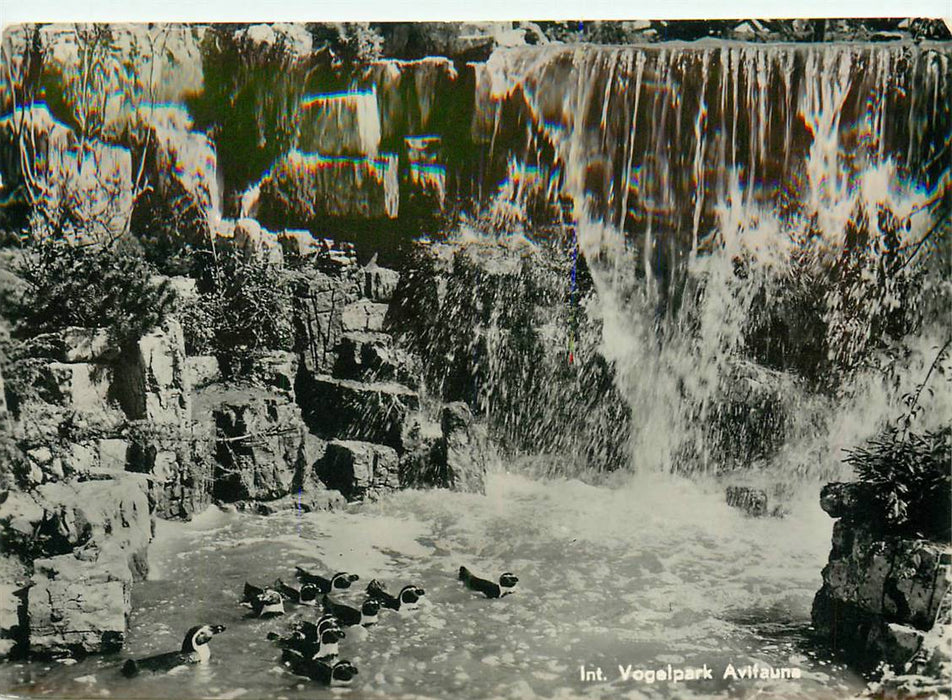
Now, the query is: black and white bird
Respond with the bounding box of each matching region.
[121,625,226,677]
[282,652,359,686]
[459,566,518,598]
[268,623,345,660]
[295,567,360,594]
[366,580,426,611]
[321,595,381,627]
[274,578,320,606]
[242,582,285,617]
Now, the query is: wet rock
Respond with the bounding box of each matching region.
[185,355,221,389]
[813,497,952,673]
[441,402,487,494]
[318,440,399,500]
[363,264,400,303]
[292,269,360,375]
[341,300,388,333]
[297,375,419,449]
[248,351,297,397]
[209,386,309,502]
[116,318,192,425]
[820,482,873,519]
[398,413,446,488]
[27,548,131,658]
[235,488,347,515]
[127,434,214,521]
[725,486,769,517]
[334,332,421,388]
[33,478,152,580]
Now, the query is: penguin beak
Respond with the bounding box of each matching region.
[211,625,226,634]
[348,574,359,582]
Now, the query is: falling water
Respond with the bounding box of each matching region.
[463,41,950,477]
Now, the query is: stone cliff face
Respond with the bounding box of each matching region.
[812,482,952,680]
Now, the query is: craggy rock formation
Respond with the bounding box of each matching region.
[812,482,952,676]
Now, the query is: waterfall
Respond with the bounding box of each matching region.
[464,41,950,477]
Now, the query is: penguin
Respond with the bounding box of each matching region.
[321,595,381,627]
[458,566,518,598]
[295,567,359,594]
[241,582,285,617]
[121,624,226,677]
[282,651,359,686]
[268,624,344,660]
[274,578,320,606]
[366,580,426,611]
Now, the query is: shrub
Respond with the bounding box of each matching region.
[183,250,294,376]
[844,426,951,541]
[11,240,173,346]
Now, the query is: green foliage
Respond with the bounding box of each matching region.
[844,426,951,541]
[11,240,173,346]
[183,250,294,375]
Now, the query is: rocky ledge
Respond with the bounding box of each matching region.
[811,482,952,681]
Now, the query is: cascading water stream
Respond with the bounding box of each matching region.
[471,41,949,478]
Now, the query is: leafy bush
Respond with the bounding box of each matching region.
[183,250,294,376]
[11,240,173,346]
[844,426,951,541]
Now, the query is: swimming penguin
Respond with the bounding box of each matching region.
[242,582,285,617]
[274,578,320,606]
[268,624,344,659]
[458,566,518,598]
[295,567,359,594]
[282,651,359,686]
[321,595,381,627]
[366,580,426,611]
[121,624,225,677]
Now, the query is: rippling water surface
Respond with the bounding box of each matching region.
[2,472,866,699]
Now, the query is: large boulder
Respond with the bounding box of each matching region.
[341,300,388,333]
[115,318,192,425]
[812,498,952,672]
[27,548,132,658]
[292,269,360,375]
[397,412,446,488]
[207,386,310,502]
[440,402,488,494]
[33,477,152,581]
[318,440,399,500]
[334,331,421,388]
[127,428,214,521]
[297,374,419,449]
[363,263,400,303]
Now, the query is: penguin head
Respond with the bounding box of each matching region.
[499,573,519,588]
[331,660,359,684]
[182,624,225,652]
[361,599,381,617]
[299,584,319,604]
[320,627,344,644]
[315,614,339,634]
[399,585,425,602]
[332,573,359,590]
[261,588,283,604]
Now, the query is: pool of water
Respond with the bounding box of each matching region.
[1,471,867,699]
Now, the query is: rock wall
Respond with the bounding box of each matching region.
[812,482,952,677]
